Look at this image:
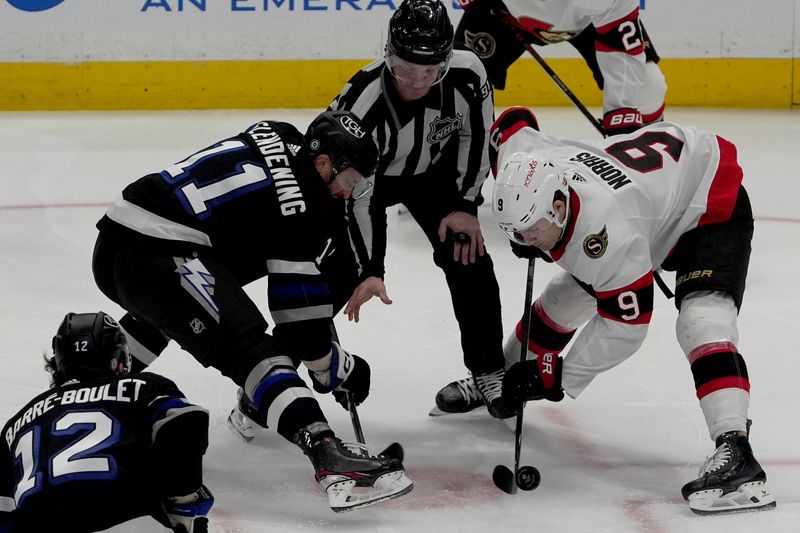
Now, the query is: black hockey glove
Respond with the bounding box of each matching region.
[502,357,564,411]
[164,485,214,533]
[308,342,371,409]
[509,241,553,263]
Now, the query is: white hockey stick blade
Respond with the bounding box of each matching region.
[226,408,257,443]
[326,470,414,513]
[687,481,776,515]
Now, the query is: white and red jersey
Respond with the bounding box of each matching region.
[495,119,744,394]
[500,0,660,120]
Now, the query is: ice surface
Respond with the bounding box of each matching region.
[1,107,798,532]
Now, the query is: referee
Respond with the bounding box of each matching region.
[329,0,511,419]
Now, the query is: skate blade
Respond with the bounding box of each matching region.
[226,409,256,443]
[688,481,776,515]
[428,405,487,417]
[326,471,414,512]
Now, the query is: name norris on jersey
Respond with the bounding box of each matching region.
[248,122,306,216]
[4,378,146,446]
[569,152,631,189]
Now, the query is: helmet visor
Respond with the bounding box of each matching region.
[386,53,451,88]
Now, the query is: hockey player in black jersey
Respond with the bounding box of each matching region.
[91,110,412,511]
[0,312,213,532]
[329,0,514,420]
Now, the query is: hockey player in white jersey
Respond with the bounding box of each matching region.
[489,106,774,514]
[455,0,666,135]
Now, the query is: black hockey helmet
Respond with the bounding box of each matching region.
[305,110,379,177]
[386,0,454,66]
[51,312,131,386]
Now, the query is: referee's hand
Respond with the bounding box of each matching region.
[437,211,485,265]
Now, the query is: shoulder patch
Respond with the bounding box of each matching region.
[583,225,608,259]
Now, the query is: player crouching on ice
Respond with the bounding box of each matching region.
[1,312,214,532]
[92,110,412,512]
[488,107,775,514]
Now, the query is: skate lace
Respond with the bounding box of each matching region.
[474,369,504,402]
[456,378,481,403]
[700,443,732,475]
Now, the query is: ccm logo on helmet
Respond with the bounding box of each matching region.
[339,116,366,139]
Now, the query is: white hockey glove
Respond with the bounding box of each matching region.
[164,485,214,533]
[308,342,371,409]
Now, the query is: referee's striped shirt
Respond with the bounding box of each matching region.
[330,50,494,279]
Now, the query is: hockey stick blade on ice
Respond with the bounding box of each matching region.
[347,391,405,461]
[333,323,405,461]
[492,257,541,494]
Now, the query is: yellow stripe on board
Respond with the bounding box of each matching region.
[498,58,795,109]
[0,58,796,111]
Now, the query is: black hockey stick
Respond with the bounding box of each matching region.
[330,323,404,462]
[490,0,605,137]
[347,392,404,462]
[492,257,541,494]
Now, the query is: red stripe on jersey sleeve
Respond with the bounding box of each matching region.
[698,136,744,226]
[594,9,644,55]
[595,271,654,325]
[696,376,751,399]
[534,299,575,334]
[491,106,539,147]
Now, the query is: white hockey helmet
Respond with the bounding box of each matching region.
[492,152,569,243]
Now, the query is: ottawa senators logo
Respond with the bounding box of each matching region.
[582,226,608,259]
[464,30,496,58]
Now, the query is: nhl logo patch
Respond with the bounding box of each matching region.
[427,114,463,144]
[582,226,608,258]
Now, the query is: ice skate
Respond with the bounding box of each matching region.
[682,429,776,515]
[431,370,516,419]
[226,388,262,443]
[430,376,484,416]
[473,369,517,418]
[294,429,413,512]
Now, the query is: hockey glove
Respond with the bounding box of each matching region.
[602,108,642,136]
[502,357,564,411]
[309,342,371,409]
[164,485,214,533]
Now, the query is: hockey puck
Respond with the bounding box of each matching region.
[515,465,540,491]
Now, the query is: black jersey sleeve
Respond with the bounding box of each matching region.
[136,372,210,497]
[0,438,16,523]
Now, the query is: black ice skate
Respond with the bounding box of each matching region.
[294,429,413,512]
[226,387,263,442]
[431,370,516,419]
[681,429,776,514]
[430,376,484,416]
